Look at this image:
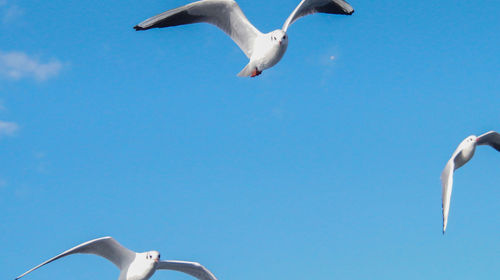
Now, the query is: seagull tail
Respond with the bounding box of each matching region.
[237,63,254,77]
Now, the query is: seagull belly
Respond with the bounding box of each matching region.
[455,146,476,169]
[122,262,156,280]
[251,37,288,71]
[260,44,288,70]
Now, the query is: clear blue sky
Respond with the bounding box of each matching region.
[1,0,499,279]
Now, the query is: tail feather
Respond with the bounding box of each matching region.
[237,63,254,77]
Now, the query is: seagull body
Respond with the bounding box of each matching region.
[123,252,156,280]
[15,237,218,280]
[441,131,500,233]
[134,0,354,77]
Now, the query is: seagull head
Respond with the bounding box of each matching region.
[146,250,161,264]
[467,135,478,143]
[270,30,288,46]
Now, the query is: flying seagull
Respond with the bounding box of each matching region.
[441,131,500,233]
[134,0,354,77]
[15,236,218,280]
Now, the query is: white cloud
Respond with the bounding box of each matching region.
[0,51,63,81]
[0,120,19,137]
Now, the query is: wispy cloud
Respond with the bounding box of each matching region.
[33,151,50,174]
[2,5,23,24]
[0,51,63,81]
[0,120,19,137]
[0,1,23,24]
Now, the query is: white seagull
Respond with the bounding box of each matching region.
[15,236,218,280]
[134,0,354,77]
[441,131,500,233]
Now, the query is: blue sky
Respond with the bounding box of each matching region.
[1,0,499,279]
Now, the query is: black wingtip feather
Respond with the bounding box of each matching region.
[317,4,355,16]
[134,25,145,31]
[492,144,500,152]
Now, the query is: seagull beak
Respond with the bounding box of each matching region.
[155,258,159,263]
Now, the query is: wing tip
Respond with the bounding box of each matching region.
[134,25,146,31]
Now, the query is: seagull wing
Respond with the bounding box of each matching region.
[477,131,500,152]
[441,157,455,234]
[157,260,218,280]
[282,0,354,32]
[134,0,261,58]
[15,237,136,279]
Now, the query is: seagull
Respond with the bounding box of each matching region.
[133,0,354,77]
[441,131,500,233]
[15,236,218,280]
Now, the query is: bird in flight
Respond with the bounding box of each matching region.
[15,236,218,280]
[134,0,354,77]
[441,131,500,233]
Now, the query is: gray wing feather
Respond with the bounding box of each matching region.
[15,237,136,279]
[134,0,261,58]
[282,0,354,32]
[477,131,500,152]
[157,260,218,280]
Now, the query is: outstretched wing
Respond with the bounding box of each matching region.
[441,158,455,234]
[476,131,500,152]
[157,260,218,280]
[15,237,136,279]
[134,0,261,58]
[282,0,354,32]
